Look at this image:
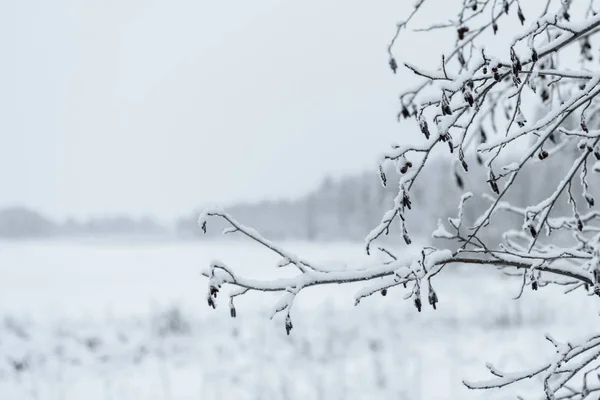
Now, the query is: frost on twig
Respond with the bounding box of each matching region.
[200,0,600,397]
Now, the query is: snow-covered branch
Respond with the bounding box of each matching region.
[200,1,600,398]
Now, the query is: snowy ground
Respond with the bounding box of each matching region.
[1,239,599,400]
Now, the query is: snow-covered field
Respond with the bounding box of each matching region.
[1,240,599,400]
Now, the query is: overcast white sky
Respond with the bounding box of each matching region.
[2,0,544,221]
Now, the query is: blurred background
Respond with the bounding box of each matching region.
[2,0,600,399]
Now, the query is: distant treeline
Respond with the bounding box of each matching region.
[3,141,597,244]
[0,208,166,239]
[177,142,597,247]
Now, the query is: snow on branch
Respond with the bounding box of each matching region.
[200,0,600,397]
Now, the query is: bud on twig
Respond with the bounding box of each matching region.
[492,22,498,35]
[381,288,388,296]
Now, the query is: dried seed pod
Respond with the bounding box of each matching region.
[463,89,474,107]
[381,288,388,296]
[285,315,293,335]
[447,138,454,153]
[461,159,469,172]
[493,22,498,34]
[517,6,525,25]
[490,177,499,194]
[441,92,452,115]
[457,51,465,66]
[457,26,469,40]
[402,227,412,245]
[515,108,526,127]
[419,118,431,139]
[581,117,589,133]
[585,194,595,207]
[379,165,387,187]
[480,128,488,143]
[577,218,584,232]
[414,296,422,312]
[531,49,538,63]
[510,48,522,74]
[230,305,237,318]
[401,107,410,119]
[455,172,464,190]
[402,192,412,210]
[428,287,438,310]
[532,280,538,291]
[389,58,398,74]
[538,150,548,160]
[529,225,537,238]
